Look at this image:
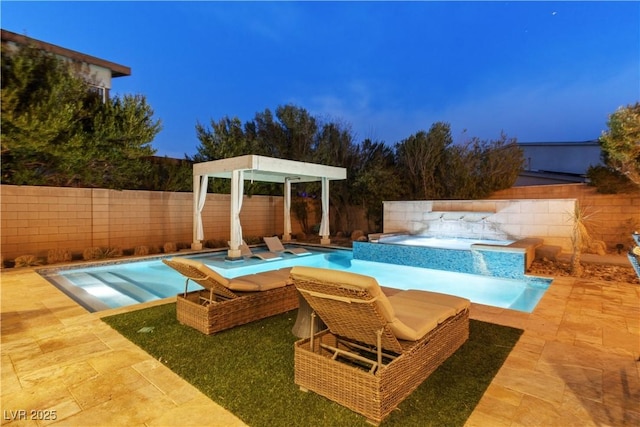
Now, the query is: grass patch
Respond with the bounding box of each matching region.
[103,304,522,426]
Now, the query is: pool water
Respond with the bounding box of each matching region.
[39,247,551,313]
[377,235,514,250]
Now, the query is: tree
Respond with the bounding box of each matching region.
[193,116,251,162]
[352,139,403,231]
[395,122,452,200]
[442,133,523,199]
[597,102,640,187]
[1,40,161,188]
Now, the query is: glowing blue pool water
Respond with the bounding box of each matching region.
[39,247,551,313]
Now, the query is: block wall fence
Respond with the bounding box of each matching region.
[0,185,302,260]
[490,184,640,250]
[2,183,638,261]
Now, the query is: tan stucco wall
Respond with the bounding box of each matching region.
[0,185,300,260]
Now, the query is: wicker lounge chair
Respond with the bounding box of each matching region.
[163,257,298,334]
[263,236,311,256]
[290,266,470,425]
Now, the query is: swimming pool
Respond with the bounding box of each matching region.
[39,247,551,314]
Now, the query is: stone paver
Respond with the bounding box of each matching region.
[2,267,639,426]
[1,270,246,427]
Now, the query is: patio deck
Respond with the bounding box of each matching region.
[1,267,638,426]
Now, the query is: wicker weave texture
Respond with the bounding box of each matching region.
[176,285,299,334]
[293,277,404,354]
[163,259,237,300]
[294,309,469,424]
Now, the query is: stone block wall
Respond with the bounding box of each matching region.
[0,185,299,260]
[489,184,640,250]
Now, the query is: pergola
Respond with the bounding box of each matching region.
[191,155,347,259]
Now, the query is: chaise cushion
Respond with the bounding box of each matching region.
[400,290,470,314]
[291,267,397,321]
[172,257,231,288]
[387,291,470,341]
[291,266,471,342]
[227,268,292,292]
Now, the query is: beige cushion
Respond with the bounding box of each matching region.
[290,266,396,320]
[387,290,469,340]
[391,290,470,314]
[228,269,292,292]
[172,257,230,287]
[291,266,470,342]
[389,293,456,324]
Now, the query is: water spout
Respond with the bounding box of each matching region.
[471,249,490,275]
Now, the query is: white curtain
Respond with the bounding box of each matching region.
[230,170,244,249]
[284,178,292,238]
[195,175,208,241]
[319,177,330,237]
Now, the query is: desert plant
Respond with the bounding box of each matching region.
[134,246,149,256]
[163,242,177,253]
[14,255,43,267]
[47,248,72,264]
[83,246,122,260]
[568,203,598,276]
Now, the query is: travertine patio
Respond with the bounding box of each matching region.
[1,266,638,426]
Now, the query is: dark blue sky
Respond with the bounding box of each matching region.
[3,1,639,158]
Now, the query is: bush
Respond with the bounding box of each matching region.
[47,248,72,264]
[163,242,177,253]
[134,246,149,256]
[83,247,122,260]
[14,255,42,267]
[587,165,637,194]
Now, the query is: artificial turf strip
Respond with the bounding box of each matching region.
[103,304,523,427]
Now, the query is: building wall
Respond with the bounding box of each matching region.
[519,142,602,175]
[0,185,301,260]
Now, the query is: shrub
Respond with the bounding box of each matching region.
[83,247,122,260]
[14,255,43,267]
[163,242,177,253]
[134,246,149,256]
[587,165,637,194]
[47,248,72,264]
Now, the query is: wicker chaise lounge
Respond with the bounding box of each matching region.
[290,266,470,425]
[163,257,298,334]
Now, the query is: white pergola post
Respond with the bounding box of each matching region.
[283,178,292,241]
[228,169,244,259]
[191,174,206,250]
[319,177,331,245]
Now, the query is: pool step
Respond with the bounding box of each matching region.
[70,272,160,303]
[89,272,162,303]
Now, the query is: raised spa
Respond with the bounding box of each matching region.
[354,234,532,279]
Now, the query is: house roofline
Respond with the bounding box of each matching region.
[518,140,600,146]
[1,29,131,78]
